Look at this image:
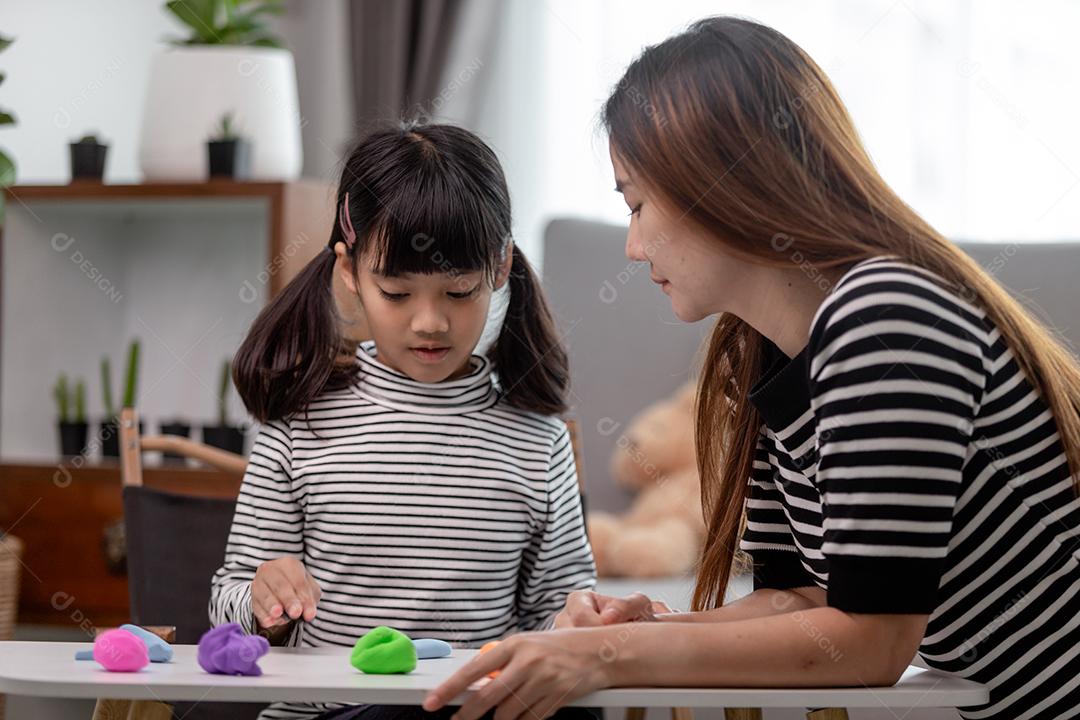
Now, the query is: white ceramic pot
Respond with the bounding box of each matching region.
[139,46,303,181]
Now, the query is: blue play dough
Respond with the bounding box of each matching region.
[412,638,452,659]
[74,624,174,663]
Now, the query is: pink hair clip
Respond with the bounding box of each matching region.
[338,192,356,248]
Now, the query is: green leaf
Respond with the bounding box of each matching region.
[226,13,265,35]
[249,36,282,48]
[165,0,220,42]
[0,111,17,126]
[0,151,13,188]
[0,35,13,54]
[0,72,5,87]
[163,0,284,48]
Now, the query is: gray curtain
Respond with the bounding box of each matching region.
[349,0,464,127]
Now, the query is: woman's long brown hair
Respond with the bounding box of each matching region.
[602,16,1080,612]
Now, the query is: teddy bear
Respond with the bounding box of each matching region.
[586,382,708,577]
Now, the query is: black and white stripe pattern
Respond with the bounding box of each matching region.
[741,257,1080,719]
[210,341,596,719]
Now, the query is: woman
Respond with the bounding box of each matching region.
[424,16,1080,720]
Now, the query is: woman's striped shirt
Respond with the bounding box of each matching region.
[740,257,1080,719]
[209,341,597,719]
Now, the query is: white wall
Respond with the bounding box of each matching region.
[0,0,353,185]
[2,0,178,183]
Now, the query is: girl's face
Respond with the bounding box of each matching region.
[611,143,755,323]
[337,245,511,383]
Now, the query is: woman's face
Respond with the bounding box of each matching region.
[611,143,753,323]
[336,245,510,383]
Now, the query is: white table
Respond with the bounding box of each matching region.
[0,641,988,711]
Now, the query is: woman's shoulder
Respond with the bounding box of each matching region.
[808,255,994,376]
[814,256,990,335]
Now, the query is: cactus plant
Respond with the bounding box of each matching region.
[55,373,89,456]
[53,374,70,423]
[122,339,140,409]
[101,357,115,420]
[101,339,141,419]
[203,358,244,454]
[211,112,238,141]
[218,359,231,426]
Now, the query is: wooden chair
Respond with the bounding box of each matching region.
[87,407,265,720]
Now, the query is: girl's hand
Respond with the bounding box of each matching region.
[252,557,322,630]
[423,629,614,720]
[554,590,673,628]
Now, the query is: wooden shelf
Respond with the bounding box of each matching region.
[0,461,242,627]
[8,179,305,201]
[3,180,334,296]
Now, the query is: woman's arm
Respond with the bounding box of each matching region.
[658,585,826,623]
[560,585,825,627]
[614,608,928,688]
[424,606,928,720]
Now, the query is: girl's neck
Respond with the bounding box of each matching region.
[374,350,474,382]
[353,341,499,416]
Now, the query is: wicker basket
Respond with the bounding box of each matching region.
[0,533,24,720]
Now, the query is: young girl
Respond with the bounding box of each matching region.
[209,122,597,720]
[425,17,1080,720]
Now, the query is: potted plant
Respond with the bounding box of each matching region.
[202,359,245,454]
[0,33,16,225]
[207,112,250,179]
[139,0,301,181]
[69,133,108,181]
[54,374,88,457]
[100,340,142,458]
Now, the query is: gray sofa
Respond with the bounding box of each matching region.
[542,217,1080,515]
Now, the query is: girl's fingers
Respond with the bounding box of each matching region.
[281,564,320,618]
[651,600,673,615]
[264,569,304,619]
[566,591,602,627]
[599,592,651,623]
[252,590,286,628]
[423,641,513,713]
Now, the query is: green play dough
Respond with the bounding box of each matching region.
[350,626,417,674]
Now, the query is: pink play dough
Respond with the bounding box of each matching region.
[93,628,149,672]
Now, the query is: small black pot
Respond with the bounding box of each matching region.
[99,418,144,459]
[69,142,108,180]
[159,420,192,462]
[207,139,251,179]
[203,424,245,455]
[58,421,89,457]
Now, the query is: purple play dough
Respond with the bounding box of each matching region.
[197,623,270,676]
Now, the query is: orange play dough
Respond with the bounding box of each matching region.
[478,640,501,678]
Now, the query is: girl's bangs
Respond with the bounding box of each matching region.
[364,172,503,281]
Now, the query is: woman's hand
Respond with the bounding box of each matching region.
[252,556,322,631]
[553,590,673,628]
[423,629,616,720]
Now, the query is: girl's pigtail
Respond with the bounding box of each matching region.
[489,244,570,416]
[233,245,345,424]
